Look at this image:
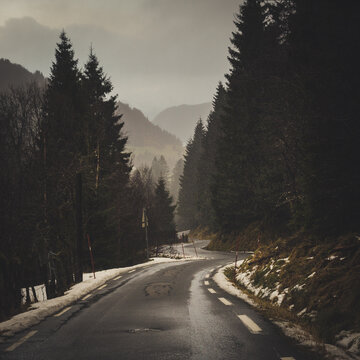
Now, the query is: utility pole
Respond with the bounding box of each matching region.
[142,208,149,260]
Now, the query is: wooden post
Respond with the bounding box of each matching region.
[75,173,83,283]
[87,234,96,279]
[181,242,185,258]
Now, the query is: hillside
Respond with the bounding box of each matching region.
[152,102,212,143]
[0,58,46,91]
[117,102,183,170]
[194,227,360,358]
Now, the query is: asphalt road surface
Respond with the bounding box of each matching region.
[1,240,318,360]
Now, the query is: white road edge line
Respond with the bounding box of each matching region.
[82,294,92,300]
[98,284,107,290]
[6,330,38,352]
[204,280,210,285]
[208,288,216,294]
[54,306,72,317]
[238,315,262,334]
[113,275,122,280]
[128,269,136,273]
[218,297,232,306]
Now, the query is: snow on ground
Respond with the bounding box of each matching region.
[213,265,360,360]
[0,257,192,338]
[213,263,256,307]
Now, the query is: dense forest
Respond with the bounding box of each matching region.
[0,33,176,320]
[177,0,359,240]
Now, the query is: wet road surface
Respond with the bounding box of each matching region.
[0,240,317,359]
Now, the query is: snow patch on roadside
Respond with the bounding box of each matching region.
[0,257,189,337]
[213,263,256,307]
[213,265,359,360]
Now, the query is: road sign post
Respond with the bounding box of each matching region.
[142,208,149,260]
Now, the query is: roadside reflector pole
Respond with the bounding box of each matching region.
[181,243,185,258]
[87,234,96,279]
[192,240,198,258]
[235,251,238,269]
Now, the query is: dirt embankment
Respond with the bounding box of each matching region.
[226,232,360,357]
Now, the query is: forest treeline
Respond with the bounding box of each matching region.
[177,0,359,241]
[0,33,176,320]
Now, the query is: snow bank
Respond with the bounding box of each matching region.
[0,257,188,337]
[213,263,256,307]
[213,265,359,360]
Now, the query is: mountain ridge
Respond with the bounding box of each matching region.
[0,58,46,90]
[117,101,183,170]
[152,102,212,143]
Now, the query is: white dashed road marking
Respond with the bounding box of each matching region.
[218,297,232,306]
[6,330,38,352]
[205,274,210,279]
[280,358,296,360]
[128,270,135,273]
[208,288,216,294]
[237,314,262,334]
[113,275,122,280]
[204,280,210,285]
[98,284,107,290]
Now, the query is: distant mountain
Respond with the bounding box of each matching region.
[117,102,183,170]
[152,102,212,143]
[0,59,182,171]
[0,58,46,91]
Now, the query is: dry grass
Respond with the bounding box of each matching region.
[228,232,360,345]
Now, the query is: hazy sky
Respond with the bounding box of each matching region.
[0,0,240,118]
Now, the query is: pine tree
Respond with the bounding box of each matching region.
[197,82,226,229]
[287,0,360,234]
[82,47,132,268]
[43,31,84,297]
[149,177,176,252]
[151,155,169,184]
[169,158,184,203]
[177,120,205,230]
[212,0,269,233]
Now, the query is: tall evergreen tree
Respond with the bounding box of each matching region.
[151,155,169,184]
[177,120,205,230]
[212,0,269,233]
[287,0,360,234]
[197,82,226,229]
[169,158,184,203]
[149,177,176,251]
[42,31,84,297]
[82,47,132,268]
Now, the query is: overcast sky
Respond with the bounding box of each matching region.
[0,0,241,118]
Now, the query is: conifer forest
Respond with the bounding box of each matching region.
[0,1,359,353]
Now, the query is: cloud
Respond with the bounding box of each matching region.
[0,0,241,117]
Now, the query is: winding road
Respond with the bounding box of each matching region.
[0,240,317,359]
